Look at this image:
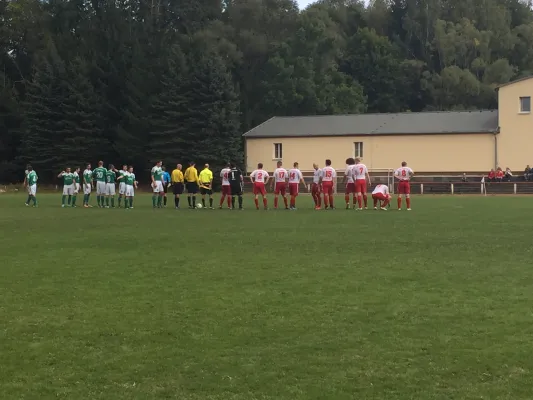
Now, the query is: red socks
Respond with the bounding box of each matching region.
[283,197,288,208]
[357,195,362,209]
[227,196,231,208]
[329,195,334,208]
[363,194,368,207]
[406,198,411,209]
[397,197,402,209]
[345,194,349,205]
[274,196,278,208]
[263,197,268,209]
[255,198,259,209]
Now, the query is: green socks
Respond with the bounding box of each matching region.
[111,197,115,207]
[62,195,67,206]
[106,197,110,207]
[152,195,157,207]
[118,197,122,207]
[157,195,162,207]
[68,195,72,206]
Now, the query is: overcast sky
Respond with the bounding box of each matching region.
[297,0,316,9]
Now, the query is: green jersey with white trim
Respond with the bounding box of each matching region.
[151,166,163,182]
[83,169,92,184]
[93,167,107,182]
[73,172,80,183]
[60,172,75,185]
[106,170,116,183]
[27,171,38,186]
[118,169,126,182]
[125,172,135,185]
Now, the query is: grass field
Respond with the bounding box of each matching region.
[2,193,533,399]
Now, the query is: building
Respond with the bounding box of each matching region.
[243,76,533,174]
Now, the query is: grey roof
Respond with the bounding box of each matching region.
[243,110,499,138]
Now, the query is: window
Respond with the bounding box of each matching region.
[273,143,282,159]
[520,96,531,113]
[354,142,364,158]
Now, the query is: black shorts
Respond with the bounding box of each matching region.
[200,186,212,195]
[186,182,198,194]
[173,183,184,195]
[230,183,243,196]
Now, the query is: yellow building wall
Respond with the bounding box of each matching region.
[497,78,533,171]
[246,134,495,173]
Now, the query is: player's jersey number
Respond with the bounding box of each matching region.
[96,171,103,178]
[257,172,263,179]
[224,172,229,180]
[290,172,295,179]
[278,172,285,179]
[325,170,332,178]
[401,169,407,176]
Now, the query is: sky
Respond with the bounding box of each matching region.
[297,0,316,9]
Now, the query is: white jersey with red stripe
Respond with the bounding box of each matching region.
[220,168,231,186]
[322,166,336,182]
[273,168,288,183]
[395,167,414,181]
[313,168,323,184]
[344,165,355,183]
[250,169,269,183]
[288,168,302,184]
[372,184,389,196]
[354,163,368,180]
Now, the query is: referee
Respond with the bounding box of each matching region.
[171,163,184,209]
[199,164,214,209]
[184,161,199,208]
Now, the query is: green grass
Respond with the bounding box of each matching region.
[1,193,533,399]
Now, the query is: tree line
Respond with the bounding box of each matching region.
[1,0,532,183]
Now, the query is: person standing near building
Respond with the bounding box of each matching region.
[171,164,184,209]
[184,161,199,209]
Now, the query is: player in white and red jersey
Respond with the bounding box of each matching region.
[394,161,414,210]
[250,162,270,210]
[353,157,371,210]
[343,158,356,209]
[288,162,306,210]
[311,164,323,210]
[271,160,288,210]
[219,163,232,209]
[321,159,337,209]
[372,184,391,210]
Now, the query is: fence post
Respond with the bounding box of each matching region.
[480,183,483,194]
[451,183,454,195]
[420,183,424,195]
[514,183,517,194]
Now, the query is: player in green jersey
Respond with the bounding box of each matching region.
[105,164,117,208]
[151,160,164,208]
[117,164,128,208]
[72,167,81,207]
[118,165,138,209]
[24,165,38,207]
[92,160,108,208]
[83,163,93,208]
[58,167,75,207]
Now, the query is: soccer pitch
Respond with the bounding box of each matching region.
[2,194,533,399]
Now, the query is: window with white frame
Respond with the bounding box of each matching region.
[354,142,363,158]
[273,143,282,159]
[520,96,531,113]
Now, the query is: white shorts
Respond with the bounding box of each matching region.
[28,184,37,196]
[125,185,135,197]
[153,181,164,193]
[74,183,80,194]
[96,181,106,195]
[63,184,74,196]
[119,182,126,195]
[105,183,116,195]
[84,183,92,194]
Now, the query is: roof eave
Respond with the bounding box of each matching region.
[245,130,498,139]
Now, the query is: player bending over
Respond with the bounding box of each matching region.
[372,184,391,210]
[228,163,244,210]
[151,160,164,208]
[250,163,270,210]
[288,162,306,210]
[58,167,75,207]
[105,165,117,208]
[117,164,128,207]
[219,163,232,209]
[93,161,107,208]
[24,165,38,207]
[321,159,336,209]
[344,158,356,209]
[271,161,288,210]
[311,164,323,210]
[353,157,371,210]
[199,163,214,209]
[83,164,93,208]
[394,161,414,211]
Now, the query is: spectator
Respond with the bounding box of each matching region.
[488,169,496,182]
[461,173,468,182]
[525,165,531,181]
[496,167,504,182]
[505,167,513,182]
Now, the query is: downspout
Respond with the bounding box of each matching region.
[494,127,500,170]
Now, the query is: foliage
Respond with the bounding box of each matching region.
[1,0,533,182]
